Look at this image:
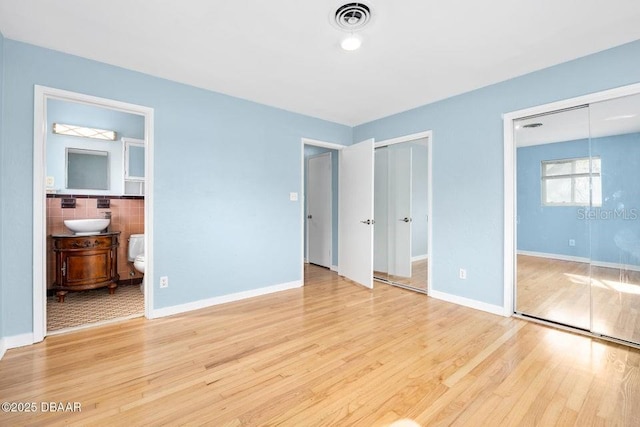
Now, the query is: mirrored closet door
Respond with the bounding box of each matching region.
[374,139,429,292]
[515,92,640,345]
[589,95,640,344]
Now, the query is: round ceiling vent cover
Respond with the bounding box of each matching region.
[334,2,372,31]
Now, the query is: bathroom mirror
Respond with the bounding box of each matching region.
[66,148,110,190]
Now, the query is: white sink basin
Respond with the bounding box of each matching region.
[64,218,110,235]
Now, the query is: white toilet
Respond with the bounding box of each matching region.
[128,234,145,292]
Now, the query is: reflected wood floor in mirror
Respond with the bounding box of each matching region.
[374,259,428,291]
[517,255,591,329]
[517,255,640,343]
[2,263,640,425]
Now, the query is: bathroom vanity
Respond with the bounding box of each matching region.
[51,232,120,302]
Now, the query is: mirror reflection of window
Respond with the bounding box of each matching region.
[66,148,109,190]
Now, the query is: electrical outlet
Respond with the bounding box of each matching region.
[459,268,467,280]
[159,276,169,288]
[569,239,576,247]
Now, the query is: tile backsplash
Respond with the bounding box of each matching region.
[47,196,145,289]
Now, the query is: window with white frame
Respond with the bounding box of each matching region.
[541,157,601,206]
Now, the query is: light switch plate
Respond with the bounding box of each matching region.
[46,176,55,187]
[290,192,298,201]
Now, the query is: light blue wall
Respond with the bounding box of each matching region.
[517,139,590,258]
[354,39,640,307]
[303,145,339,267]
[518,133,640,266]
[591,133,640,266]
[47,99,145,194]
[0,40,351,336]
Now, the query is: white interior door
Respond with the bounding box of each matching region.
[388,145,412,278]
[307,153,332,268]
[339,138,375,288]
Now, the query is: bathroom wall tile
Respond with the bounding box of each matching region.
[46,196,145,287]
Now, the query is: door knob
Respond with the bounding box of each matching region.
[399,217,412,223]
[360,219,375,225]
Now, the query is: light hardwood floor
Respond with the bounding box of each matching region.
[1,264,640,425]
[375,259,428,291]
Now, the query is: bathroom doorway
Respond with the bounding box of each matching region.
[33,86,154,341]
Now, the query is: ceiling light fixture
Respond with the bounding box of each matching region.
[341,34,362,51]
[333,2,372,52]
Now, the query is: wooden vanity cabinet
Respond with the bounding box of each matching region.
[52,232,120,302]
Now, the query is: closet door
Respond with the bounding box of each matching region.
[514,106,591,330]
[307,153,332,268]
[387,143,412,280]
[373,139,428,291]
[589,93,640,344]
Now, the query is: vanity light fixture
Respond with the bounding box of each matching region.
[53,123,117,141]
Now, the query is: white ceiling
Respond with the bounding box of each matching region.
[1,0,640,126]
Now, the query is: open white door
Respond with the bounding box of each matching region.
[307,153,332,268]
[339,138,374,288]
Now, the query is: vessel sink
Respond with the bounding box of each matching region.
[64,218,110,235]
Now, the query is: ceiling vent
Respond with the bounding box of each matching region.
[334,3,372,31]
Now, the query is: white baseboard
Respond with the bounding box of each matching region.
[429,290,507,317]
[517,250,588,263]
[331,265,338,272]
[591,260,640,272]
[518,250,640,272]
[0,332,35,359]
[150,280,303,319]
[412,254,428,262]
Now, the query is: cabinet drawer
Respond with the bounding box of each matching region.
[54,235,116,250]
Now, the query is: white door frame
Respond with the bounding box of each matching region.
[306,152,332,268]
[300,138,345,283]
[33,85,155,343]
[502,82,640,317]
[376,130,433,294]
